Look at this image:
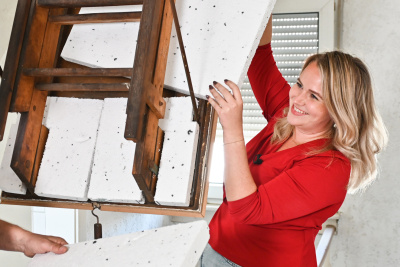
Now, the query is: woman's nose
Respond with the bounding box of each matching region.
[293,91,307,105]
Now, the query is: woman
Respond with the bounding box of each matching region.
[201,16,387,267]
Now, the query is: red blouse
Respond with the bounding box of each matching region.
[208,44,351,267]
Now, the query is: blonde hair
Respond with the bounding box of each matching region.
[272,51,388,193]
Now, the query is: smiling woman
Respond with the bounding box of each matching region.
[202,14,388,267]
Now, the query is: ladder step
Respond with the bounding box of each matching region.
[37,0,143,8]
[24,68,133,77]
[35,83,130,91]
[49,12,141,24]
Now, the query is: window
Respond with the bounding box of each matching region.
[208,10,329,203]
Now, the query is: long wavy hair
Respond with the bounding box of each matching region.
[271,51,388,193]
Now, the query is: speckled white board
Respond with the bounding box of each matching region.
[88,98,143,203]
[155,97,199,206]
[158,96,195,131]
[0,113,27,195]
[29,220,209,267]
[35,97,103,201]
[61,0,276,98]
[61,5,142,68]
[33,97,199,204]
[155,122,199,206]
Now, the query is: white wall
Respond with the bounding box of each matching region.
[330,0,400,266]
[0,0,17,59]
[78,210,172,242]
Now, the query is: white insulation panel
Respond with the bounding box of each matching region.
[29,221,210,267]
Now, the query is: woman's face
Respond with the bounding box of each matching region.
[287,61,332,136]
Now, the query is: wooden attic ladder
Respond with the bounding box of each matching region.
[0,0,214,215]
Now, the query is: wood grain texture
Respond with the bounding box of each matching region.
[0,0,33,141]
[10,3,50,112]
[11,6,65,193]
[37,0,143,8]
[49,11,141,24]
[36,83,130,91]
[31,125,49,189]
[24,67,133,77]
[124,0,165,142]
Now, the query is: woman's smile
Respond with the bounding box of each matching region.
[292,105,308,115]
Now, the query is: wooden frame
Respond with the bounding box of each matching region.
[0,0,217,217]
[1,99,217,217]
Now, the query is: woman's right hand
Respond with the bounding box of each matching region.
[207,80,244,144]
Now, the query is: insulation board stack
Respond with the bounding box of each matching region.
[32,96,199,205]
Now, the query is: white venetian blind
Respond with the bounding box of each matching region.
[216,13,319,140]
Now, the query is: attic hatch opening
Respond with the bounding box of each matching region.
[0,0,215,218]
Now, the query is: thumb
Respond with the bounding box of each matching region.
[49,242,68,255]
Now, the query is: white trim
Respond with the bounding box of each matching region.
[316,225,336,267]
[273,0,336,52]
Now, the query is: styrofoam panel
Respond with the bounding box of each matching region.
[61,5,142,68]
[35,97,103,201]
[88,98,143,203]
[0,114,27,194]
[29,220,209,267]
[164,0,276,98]
[61,1,276,98]
[154,122,199,206]
[158,96,195,131]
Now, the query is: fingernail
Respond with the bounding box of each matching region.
[206,95,210,99]
[209,85,214,89]
[213,81,217,85]
[224,79,229,83]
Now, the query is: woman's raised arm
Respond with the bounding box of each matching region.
[259,15,273,46]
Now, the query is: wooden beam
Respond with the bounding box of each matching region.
[50,59,131,99]
[0,0,33,141]
[11,7,65,193]
[31,125,49,189]
[132,110,159,203]
[36,83,130,91]
[38,0,143,8]
[10,3,52,113]
[49,11,141,24]
[0,192,206,218]
[124,0,165,142]
[24,68,133,77]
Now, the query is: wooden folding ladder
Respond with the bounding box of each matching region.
[0,0,216,216]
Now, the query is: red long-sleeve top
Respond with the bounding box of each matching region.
[208,44,351,267]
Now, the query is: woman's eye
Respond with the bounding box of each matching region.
[296,82,302,88]
[311,94,318,100]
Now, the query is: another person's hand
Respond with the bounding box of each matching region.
[207,80,244,143]
[21,231,68,257]
[0,220,68,258]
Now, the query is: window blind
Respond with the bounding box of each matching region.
[216,13,319,140]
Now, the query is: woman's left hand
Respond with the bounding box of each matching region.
[207,80,244,142]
